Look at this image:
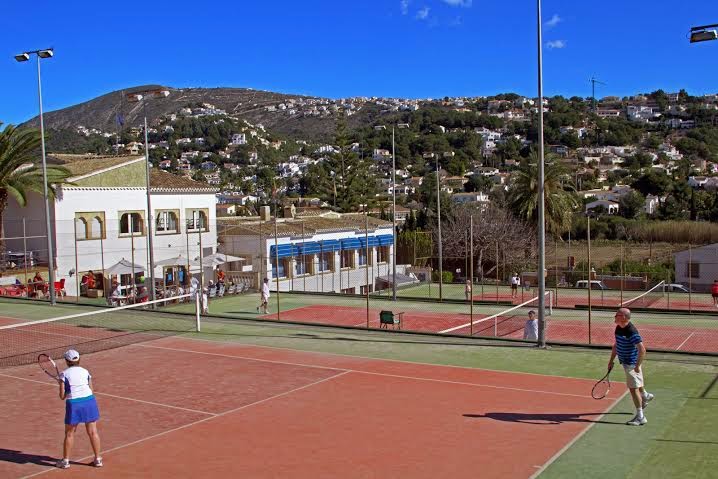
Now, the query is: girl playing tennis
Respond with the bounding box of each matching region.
[56,349,103,469]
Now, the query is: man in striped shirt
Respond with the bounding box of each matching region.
[608,308,655,426]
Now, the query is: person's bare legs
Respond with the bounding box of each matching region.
[85,422,101,460]
[62,424,77,461]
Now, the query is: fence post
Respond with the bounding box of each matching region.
[587,215,592,345]
[620,243,624,305]
[22,219,29,290]
[688,243,692,313]
[74,220,80,303]
[273,214,280,320]
[495,241,499,303]
[365,212,370,328]
[470,216,474,336]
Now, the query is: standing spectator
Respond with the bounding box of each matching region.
[464,279,472,301]
[258,277,270,314]
[510,273,521,299]
[523,310,538,341]
[711,280,718,307]
[608,308,654,426]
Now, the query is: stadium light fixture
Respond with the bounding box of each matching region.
[690,24,718,43]
[14,53,30,62]
[37,49,54,59]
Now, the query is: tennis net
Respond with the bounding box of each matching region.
[439,292,552,337]
[0,294,200,369]
[620,281,665,309]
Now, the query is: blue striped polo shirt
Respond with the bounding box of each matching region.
[615,322,642,365]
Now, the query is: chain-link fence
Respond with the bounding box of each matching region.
[1,215,716,355]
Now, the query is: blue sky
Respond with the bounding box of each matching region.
[2,0,717,125]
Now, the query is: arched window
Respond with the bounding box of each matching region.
[90,216,103,239]
[186,209,209,232]
[120,212,144,236]
[156,210,179,234]
[75,218,88,240]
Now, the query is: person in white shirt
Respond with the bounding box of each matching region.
[56,350,102,469]
[523,310,538,342]
[511,273,521,299]
[258,277,270,314]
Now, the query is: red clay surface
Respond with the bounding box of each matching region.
[261,304,718,353]
[0,316,26,327]
[0,336,622,479]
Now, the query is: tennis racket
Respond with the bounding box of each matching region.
[591,368,612,400]
[37,354,61,382]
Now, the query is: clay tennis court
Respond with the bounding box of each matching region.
[472,291,718,313]
[0,335,623,479]
[264,304,718,353]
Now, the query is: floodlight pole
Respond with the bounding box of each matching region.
[142,111,157,304]
[15,49,57,304]
[537,0,547,347]
[392,127,397,301]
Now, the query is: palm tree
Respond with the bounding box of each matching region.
[0,123,72,228]
[507,152,578,236]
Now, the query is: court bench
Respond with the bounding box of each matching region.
[379,310,404,330]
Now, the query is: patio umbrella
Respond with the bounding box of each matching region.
[105,258,145,276]
[201,252,245,267]
[154,254,201,267]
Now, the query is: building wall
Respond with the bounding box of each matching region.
[3,187,217,296]
[674,245,718,292]
[220,225,401,293]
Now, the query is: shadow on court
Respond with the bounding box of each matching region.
[463,411,632,425]
[0,449,56,467]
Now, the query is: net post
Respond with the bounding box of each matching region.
[195,289,201,332]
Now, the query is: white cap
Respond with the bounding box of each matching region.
[64,349,80,361]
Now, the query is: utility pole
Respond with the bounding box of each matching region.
[590,77,606,113]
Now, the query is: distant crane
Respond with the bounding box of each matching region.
[590,77,606,113]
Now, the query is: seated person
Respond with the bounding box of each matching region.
[32,272,46,292]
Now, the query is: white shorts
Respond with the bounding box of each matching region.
[623,364,644,389]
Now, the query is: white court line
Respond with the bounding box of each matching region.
[529,389,630,479]
[0,372,217,417]
[140,343,591,398]
[676,332,696,351]
[153,330,600,383]
[22,370,351,479]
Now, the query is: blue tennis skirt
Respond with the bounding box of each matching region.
[65,396,100,425]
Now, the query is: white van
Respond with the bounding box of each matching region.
[575,280,610,290]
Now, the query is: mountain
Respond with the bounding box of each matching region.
[21,85,390,147]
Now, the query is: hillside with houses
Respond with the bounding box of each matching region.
[24,87,718,239]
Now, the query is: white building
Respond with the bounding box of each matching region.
[219,212,404,294]
[3,155,218,297]
[230,133,247,146]
[674,244,718,292]
[585,199,619,215]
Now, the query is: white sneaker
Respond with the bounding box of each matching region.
[627,415,647,426]
[93,457,103,467]
[56,459,70,469]
[642,393,654,409]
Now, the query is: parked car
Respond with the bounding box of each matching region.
[662,283,691,293]
[575,280,610,290]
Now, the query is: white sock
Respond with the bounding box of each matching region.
[636,407,644,418]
